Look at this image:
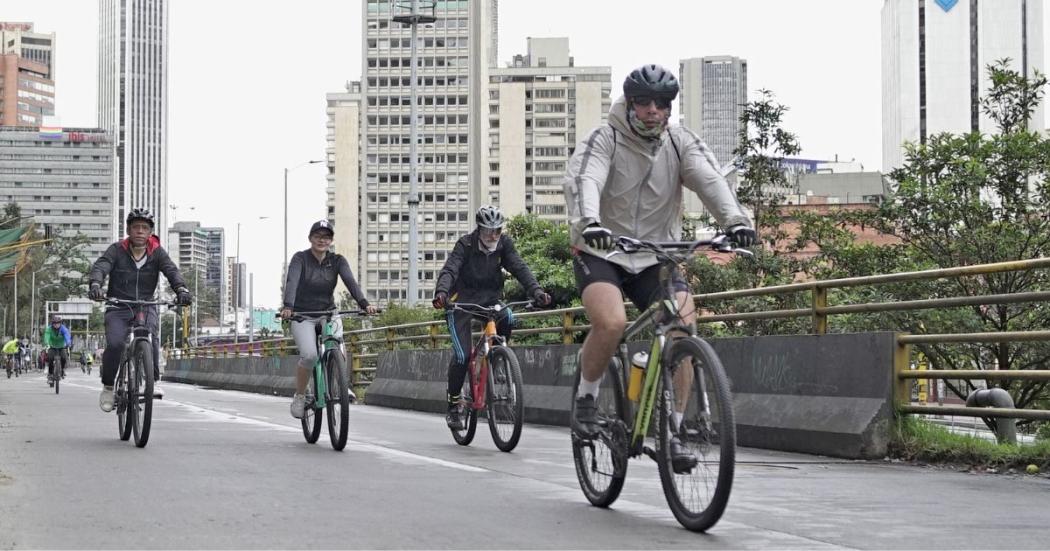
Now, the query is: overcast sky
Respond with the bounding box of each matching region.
[5,1,1049,308]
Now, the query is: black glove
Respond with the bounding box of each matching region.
[582,223,614,251]
[175,287,193,306]
[88,283,105,301]
[727,225,757,248]
[432,292,448,310]
[531,289,551,307]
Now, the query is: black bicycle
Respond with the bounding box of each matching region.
[104,297,178,448]
[571,235,751,532]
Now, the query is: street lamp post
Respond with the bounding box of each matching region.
[283,161,323,284]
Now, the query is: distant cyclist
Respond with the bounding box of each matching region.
[2,338,19,374]
[43,314,72,385]
[432,205,551,430]
[281,220,377,419]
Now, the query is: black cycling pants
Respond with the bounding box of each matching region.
[47,348,68,376]
[102,307,160,387]
[446,307,513,400]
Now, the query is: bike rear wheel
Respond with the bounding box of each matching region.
[325,349,350,451]
[131,341,155,448]
[116,361,132,441]
[571,355,628,508]
[655,337,736,532]
[486,345,524,452]
[53,360,60,394]
[450,359,478,446]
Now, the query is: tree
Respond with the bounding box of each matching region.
[800,60,1050,423]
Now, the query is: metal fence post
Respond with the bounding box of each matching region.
[386,327,396,351]
[562,311,574,345]
[894,334,912,411]
[350,333,361,387]
[813,286,828,335]
[429,323,439,349]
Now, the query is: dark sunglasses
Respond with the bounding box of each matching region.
[631,96,673,109]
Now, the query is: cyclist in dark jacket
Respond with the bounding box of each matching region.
[281,219,377,419]
[88,208,192,412]
[432,205,551,430]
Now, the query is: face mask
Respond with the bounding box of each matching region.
[627,108,666,139]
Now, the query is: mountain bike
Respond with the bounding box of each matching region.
[283,310,373,451]
[446,300,532,452]
[47,348,68,394]
[105,297,178,448]
[571,235,751,532]
[4,354,14,378]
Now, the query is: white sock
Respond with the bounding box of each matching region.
[577,375,602,399]
[673,411,684,430]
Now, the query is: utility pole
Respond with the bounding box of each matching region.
[393,0,436,306]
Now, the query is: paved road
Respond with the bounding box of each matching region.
[1,369,1047,549]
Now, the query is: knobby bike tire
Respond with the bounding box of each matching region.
[571,355,628,508]
[131,341,155,448]
[450,356,478,446]
[53,361,60,394]
[655,337,736,532]
[301,371,323,444]
[485,345,524,452]
[325,349,350,451]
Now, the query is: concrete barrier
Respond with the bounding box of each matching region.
[366,333,898,459]
[165,332,898,459]
[164,355,300,397]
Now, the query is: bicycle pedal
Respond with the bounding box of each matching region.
[642,445,658,461]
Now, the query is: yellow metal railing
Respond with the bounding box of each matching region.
[175,257,1050,420]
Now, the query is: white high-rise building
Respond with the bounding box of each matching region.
[488,37,610,221]
[357,0,495,305]
[98,0,170,245]
[679,56,747,216]
[326,81,363,299]
[882,0,1045,172]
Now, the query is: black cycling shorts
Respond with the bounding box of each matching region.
[572,251,689,312]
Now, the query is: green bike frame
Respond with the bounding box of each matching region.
[626,298,689,450]
[311,319,341,409]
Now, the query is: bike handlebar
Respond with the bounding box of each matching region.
[101,297,181,308]
[276,309,383,323]
[606,235,754,261]
[447,300,534,317]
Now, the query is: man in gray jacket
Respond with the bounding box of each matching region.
[563,64,756,471]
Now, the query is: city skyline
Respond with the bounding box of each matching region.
[4,1,1050,308]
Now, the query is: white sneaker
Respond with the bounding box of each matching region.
[152,383,164,399]
[99,387,115,412]
[290,394,306,419]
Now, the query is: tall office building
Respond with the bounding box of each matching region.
[225,257,246,313]
[200,226,226,324]
[326,82,362,263]
[167,221,207,276]
[0,54,54,127]
[679,56,747,216]
[357,0,495,304]
[98,0,170,245]
[488,37,610,221]
[882,0,1045,171]
[0,126,113,258]
[0,22,55,77]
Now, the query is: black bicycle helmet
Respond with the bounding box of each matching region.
[475,205,505,229]
[623,64,680,100]
[126,208,155,228]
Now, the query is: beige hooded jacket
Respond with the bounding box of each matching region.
[563,96,751,273]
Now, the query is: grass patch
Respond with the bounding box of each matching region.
[890,416,1050,471]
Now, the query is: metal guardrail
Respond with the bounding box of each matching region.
[176,257,1050,424]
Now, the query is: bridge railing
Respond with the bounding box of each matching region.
[176,257,1050,422]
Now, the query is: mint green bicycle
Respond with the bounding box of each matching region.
[284,310,368,451]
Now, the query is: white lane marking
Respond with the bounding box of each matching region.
[163,398,488,473]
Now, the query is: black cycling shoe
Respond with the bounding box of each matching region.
[445,404,464,431]
[670,435,698,474]
[571,394,601,438]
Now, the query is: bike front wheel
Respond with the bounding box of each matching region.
[571,355,628,508]
[450,359,478,446]
[131,341,155,448]
[116,361,132,441]
[325,350,350,451]
[486,345,524,452]
[301,378,323,444]
[655,337,736,532]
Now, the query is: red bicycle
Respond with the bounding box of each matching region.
[446,300,532,452]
